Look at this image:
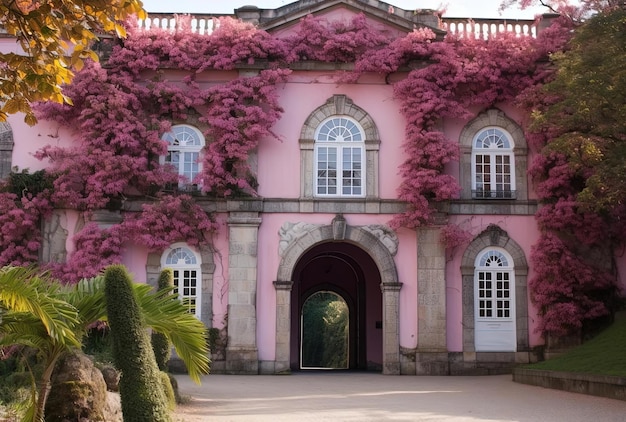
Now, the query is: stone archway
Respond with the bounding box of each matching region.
[274,216,401,374]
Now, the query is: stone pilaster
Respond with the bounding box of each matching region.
[381,281,402,375]
[225,210,262,374]
[416,226,448,375]
[40,210,68,264]
[273,280,293,374]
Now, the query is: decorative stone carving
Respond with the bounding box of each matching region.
[485,223,508,246]
[361,224,399,256]
[278,222,322,257]
[332,214,346,240]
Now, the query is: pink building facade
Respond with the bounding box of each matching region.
[3,0,618,375]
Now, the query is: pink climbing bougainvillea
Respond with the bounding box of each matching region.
[0,8,615,337]
[47,222,124,284]
[198,68,290,196]
[121,194,217,252]
[0,193,51,266]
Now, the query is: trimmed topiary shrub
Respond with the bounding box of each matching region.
[158,371,176,411]
[167,373,183,405]
[104,265,171,422]
[151,268,173,371]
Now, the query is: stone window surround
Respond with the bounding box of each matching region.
[0,122,14,179]
[300,95,380,200]
[461,224,529,354]
[459,109,528,201]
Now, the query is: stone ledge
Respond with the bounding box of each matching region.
[513,368,626,401]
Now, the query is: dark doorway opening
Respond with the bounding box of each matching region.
[290,242,382,371]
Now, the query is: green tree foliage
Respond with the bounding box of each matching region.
[151,268,174,371]
[301,292,348,369]
[527,7,626,336]
[0,264,208,420]
[0,266,81,422]
[103,264,170,422]
[0,0,145,124]
[534,8,626,212]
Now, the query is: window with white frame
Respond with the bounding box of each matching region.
[314,117,365,197]
[161,244,201,318]
[162,125,204,187]
[475,249,514,319]
[471,127,515,199]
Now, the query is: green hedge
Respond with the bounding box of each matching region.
[104,265,170,422]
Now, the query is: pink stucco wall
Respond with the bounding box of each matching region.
[257,71,406,200]
[8,113,76,172]
[121,242,150,283]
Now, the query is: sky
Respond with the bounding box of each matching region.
[140,0,552,19]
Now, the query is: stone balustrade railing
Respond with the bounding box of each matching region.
[138,14,222,35]
[137,13,540,39]
[442,18,538,38]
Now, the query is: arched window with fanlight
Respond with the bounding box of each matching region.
[474,248,516,351]
[161,244,202,318]
[314,116,365,197]
[471,127,516,199]
[161,125,205,188]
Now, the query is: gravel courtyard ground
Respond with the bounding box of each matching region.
[172,372,626,421]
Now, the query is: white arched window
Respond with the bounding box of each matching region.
[162,125,205,187]
[161,244,202,318]
[474,248,516,351]
[471,127,515,199]
[314,117,365,197]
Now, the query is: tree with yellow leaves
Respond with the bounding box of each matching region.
[0,0,145,124]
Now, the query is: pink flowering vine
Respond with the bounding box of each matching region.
[0,193,51,266]
[14,10,614,342]
[529,232,616,336]
[47,223,124,284]
[199,68,289,196]
[121,194,217,252]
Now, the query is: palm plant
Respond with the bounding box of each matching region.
[0,265,209,422]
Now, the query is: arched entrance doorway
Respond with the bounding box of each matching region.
[290,242,382,371]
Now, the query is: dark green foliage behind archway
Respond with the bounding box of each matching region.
[301,291,349,369]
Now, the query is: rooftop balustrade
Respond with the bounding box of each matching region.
[136,13,540,39]
[442,18,538,38]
